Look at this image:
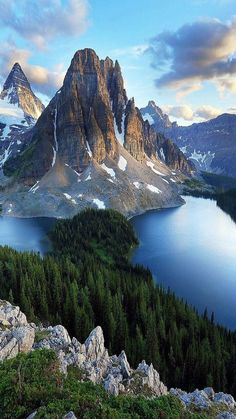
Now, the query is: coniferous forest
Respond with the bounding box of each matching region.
[0,209,236,395]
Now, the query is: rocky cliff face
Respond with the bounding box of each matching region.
[1,299,236,418]
[141,101,236,178]
[124,98,145,161]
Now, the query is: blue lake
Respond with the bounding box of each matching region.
[0,216,56,254]
[131,196,236,330]
[1,196,236,329]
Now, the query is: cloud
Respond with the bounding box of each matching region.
[0,43,65,97]
[216,76,236,95]
[0,0,89,49]
[194,105,222,119]
[162,105,194,121]
[148,17,236,96]
[162,104,222,121]
[112,45,148,58]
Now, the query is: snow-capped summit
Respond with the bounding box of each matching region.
[0,63,44,169]
[0,62,44,122]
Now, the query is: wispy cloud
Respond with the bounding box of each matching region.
[112,45,148,58]
[148,17,236,97]
[0,0,89,49]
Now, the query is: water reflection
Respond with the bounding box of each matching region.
[131,196,236,330]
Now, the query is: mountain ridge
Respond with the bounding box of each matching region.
[141,101,236,177]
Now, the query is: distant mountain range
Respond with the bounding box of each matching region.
[0,49,194,218]
[141,101,236,178]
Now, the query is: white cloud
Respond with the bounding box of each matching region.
[112,45,148,58]
[162,105,194,121]
[0,0,89,49]
[194,105,222,120]
[162,104,222,121]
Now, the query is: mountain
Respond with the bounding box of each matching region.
[0,63,44,170]
[0,49,192,218]
[0,63,44,121]
[141,101,194,174]
[141,100,174,132]
[141,101,236,178]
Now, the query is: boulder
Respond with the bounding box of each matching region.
[0,324,35,361]
[63,412,77,419]
[0,300,27,327]
[85,326,108,361]
[216,413,236,419]
[118,350,130,379]
[214,392,236,409]
[137,360,168,396]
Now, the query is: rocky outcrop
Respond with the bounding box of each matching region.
[171,388,236,413]
[34,323,167,397]
[1,299,236,418]
[0,299,167,398]
[0,300,35,361]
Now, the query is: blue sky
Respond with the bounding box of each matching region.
[0,0,236,125]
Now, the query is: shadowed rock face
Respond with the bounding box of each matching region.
[0,63,44,121]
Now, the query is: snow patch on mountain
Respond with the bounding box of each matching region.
[63,193,76,204]
[86,141,92,158]
[93,198,106,209]
[114,113,125,144]
[101,163,116,178]
[142,112,154,125]
[146,161,165,176]
[133,182,140,189]
[118,155,127,171]
[146,184,162,194]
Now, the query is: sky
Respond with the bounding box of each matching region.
[0,0,236,125]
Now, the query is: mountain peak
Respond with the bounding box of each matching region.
[148,100,157,108]
[2,62,30,93]
[12,62,22,70]
[0,63,44,121]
